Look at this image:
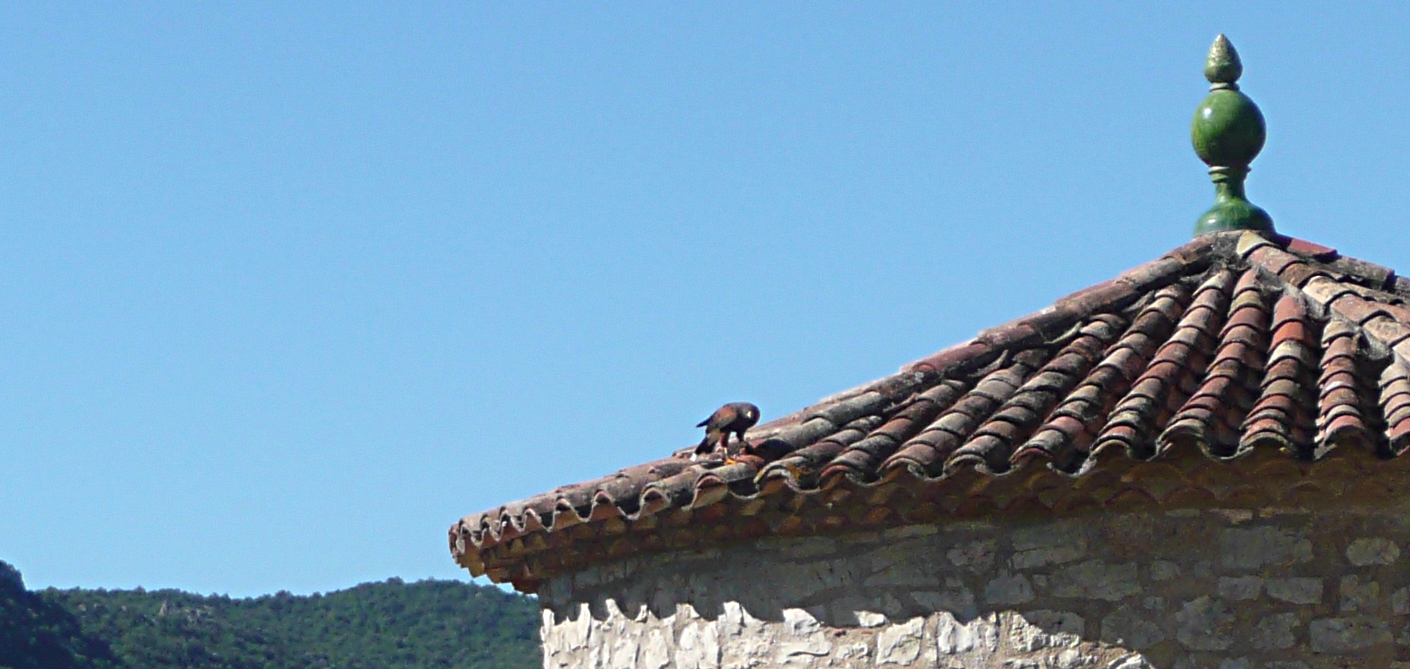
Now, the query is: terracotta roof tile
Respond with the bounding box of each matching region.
[451,231,1410,591]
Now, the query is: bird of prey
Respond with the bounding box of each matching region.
[693,402,760,459]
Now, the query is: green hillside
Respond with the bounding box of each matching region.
[1,561,540,669]
[0,561,119,669]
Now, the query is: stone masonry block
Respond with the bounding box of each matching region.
[1219,526,1313,570]
[1216,576,1263,601]
[1309,617,1392,654]
[1010,523,1088,569]
[946,539,997,573]
[1251,612,1298,650]
[1150,561,1181,581]
[536,506,1410,669]
[1175,596,1234,651]
[874,617,924,665]
[1022,610,1085,637]
[1339,575,1380,613]
[985,572,1035,606]
[1266,578,1323,605]
[1346,537,1401,566]
[1050,560,1140,601]
[1101,604,1167,649]
[1393,587,1410,615]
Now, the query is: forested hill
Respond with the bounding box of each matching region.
[0,561,540,669]
[0,561,120,669]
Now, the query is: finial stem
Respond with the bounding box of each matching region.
[1212,173,1247,202]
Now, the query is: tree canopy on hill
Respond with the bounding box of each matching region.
[0,560,120,669]
[2,563,539,669]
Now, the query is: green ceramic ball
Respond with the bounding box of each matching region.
[1190,89,1266,168]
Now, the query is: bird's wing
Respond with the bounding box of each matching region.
[699,405,736,430]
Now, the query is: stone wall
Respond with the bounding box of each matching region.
[536,504,1410,668]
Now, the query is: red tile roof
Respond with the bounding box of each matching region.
[451,231,1410,591]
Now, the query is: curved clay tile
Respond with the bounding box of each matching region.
[1162,269,1270,458]
[1101,270,1235,458]
[1315,318,1373,455]
[917,354,1042,475]
[451,232,1410,587]
[1241,294,1320,456]
[1379,362,1410,453]
[1087,284,1193,461]
[958,316,1127,473]
[861,380,969,481]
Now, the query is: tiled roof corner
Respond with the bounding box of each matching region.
[451,231,1410,592]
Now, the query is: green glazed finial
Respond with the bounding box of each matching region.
[1204,34,1243,87]
[1190,35,1274,236]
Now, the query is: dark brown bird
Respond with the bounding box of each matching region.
[693,402,761,459]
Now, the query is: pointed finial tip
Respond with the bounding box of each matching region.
[1205,34,1243,86]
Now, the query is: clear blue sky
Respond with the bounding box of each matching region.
[2,4,1407,597]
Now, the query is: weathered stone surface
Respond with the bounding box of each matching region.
[874,617,924,665]
[536,504,1410,669]
[721,634,772,669]
[774,638,830,665]
[1011,522,1086,552]
[1101,604,1166,649]
[835,642,868,659]
[782,608,820,636]
[883,524,939,540]
[827,594,906,626]
[1346,537,1400,566]
[1339,575,1380,613]
[985,572,1034,605]
[1251,612,1297,649]
[854,611,886,628]
[780,558,864,601]
[1308,616,1391,654]
[936,612,998,656]
[772,536,838,560]
[1219,526,1313,570]
[864,545,943,588]
[1011,525,1087,569]
[717,601,759,637]
[1024,609,1085,637]
[1266,577,1323,605]
[946,539,997,573]
[636,628,668,669]
[1051,560,1140,601]
[608,633,639,669]
[1394,586,1410,615]
[1150,560,1180,581]
[1050,648,1093,668]
[675,620,720,669]
[1007,613,1079,653]
[1216,576,1262,601]
[1175,596,1234,650]
[912,577,976,618]
[1108,655,1155,669]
